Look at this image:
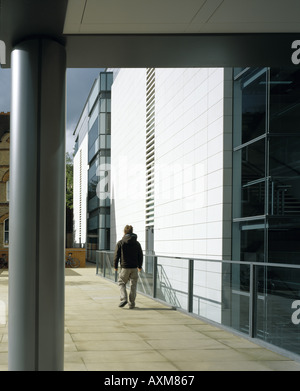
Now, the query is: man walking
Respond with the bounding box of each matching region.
[113,225,143,309]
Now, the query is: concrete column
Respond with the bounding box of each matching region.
[8,38,66,371]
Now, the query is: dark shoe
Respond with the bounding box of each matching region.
[118,300,127,308]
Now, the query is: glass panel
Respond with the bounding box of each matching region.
[193,260,222,324]
[103,251,115,280]
[99,135,106,148]
[107,72,113,90]
[221,261,250,335]
[240,222,265,262]
[268,218,300,264]
[100,72,113,92]
[86,237,97,263]
[269,136,300,178]
[99,113,106,134]
[241,70,267,144]
[269,68,300,134]
[256,265,300,356]
[89,101,99,129]
[88,215,98,231]
[99,214,106,228]
[88,157,98,181]
[96,251,104,276]
[137,254,154,296]
[88,139,99,163]
[88,118,98,149]
[98,229,106,250]
[99,156,106,166]
[88,157,99,201]
[95,227,110,251]
[88,195,99,212]
[242,180,265,217]
[241,138,265,185]
[100,73,107,91]
[232,263,250,334]
[269,136,300,216]
[233,131,266,219]
[106,113,111,134]
[100,98,106,113]
[156,257,189,311]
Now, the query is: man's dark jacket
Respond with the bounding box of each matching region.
[113,233,143,269]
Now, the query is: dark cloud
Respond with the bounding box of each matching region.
[66,68,104,131]
[0,67,104,154]
[0,69,11,113]
[66,68,104,154]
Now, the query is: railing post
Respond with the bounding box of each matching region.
[249,263,257,338]
[115,251,118,282]
[188,259,194,313]
[153,256,157,298]
[96,251,99,275]
[103,253,106,278]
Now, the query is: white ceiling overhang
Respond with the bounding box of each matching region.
[64,0,300,34]
[1,0,300,68]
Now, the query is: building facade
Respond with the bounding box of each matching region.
[74,67,300,358]
[73,103,88,248]
[111,68,233,258]
[73,71,113,261]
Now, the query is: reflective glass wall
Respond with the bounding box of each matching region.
[231,67,300,351]
[87,72,113,262]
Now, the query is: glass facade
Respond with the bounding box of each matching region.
[87,72,113,262]
[230,67,300,354]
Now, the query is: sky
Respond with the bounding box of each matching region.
[0,67,104,156]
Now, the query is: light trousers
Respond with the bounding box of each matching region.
[118,268,139,307]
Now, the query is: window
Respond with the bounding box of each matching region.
[6,180,9,202]
[233,67,300,264]
[234,68,267,148]
[4,218,8,246]
[269,68,300,134]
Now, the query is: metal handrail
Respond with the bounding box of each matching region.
[96,249,300,270]
[96,249,300,358]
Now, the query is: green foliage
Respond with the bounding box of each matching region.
[66,152,73,210]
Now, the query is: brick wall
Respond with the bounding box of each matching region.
[65,248,86,267]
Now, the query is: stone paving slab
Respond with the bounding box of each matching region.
[1,267,300,371]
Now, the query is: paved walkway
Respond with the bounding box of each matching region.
[1,267,300,371]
